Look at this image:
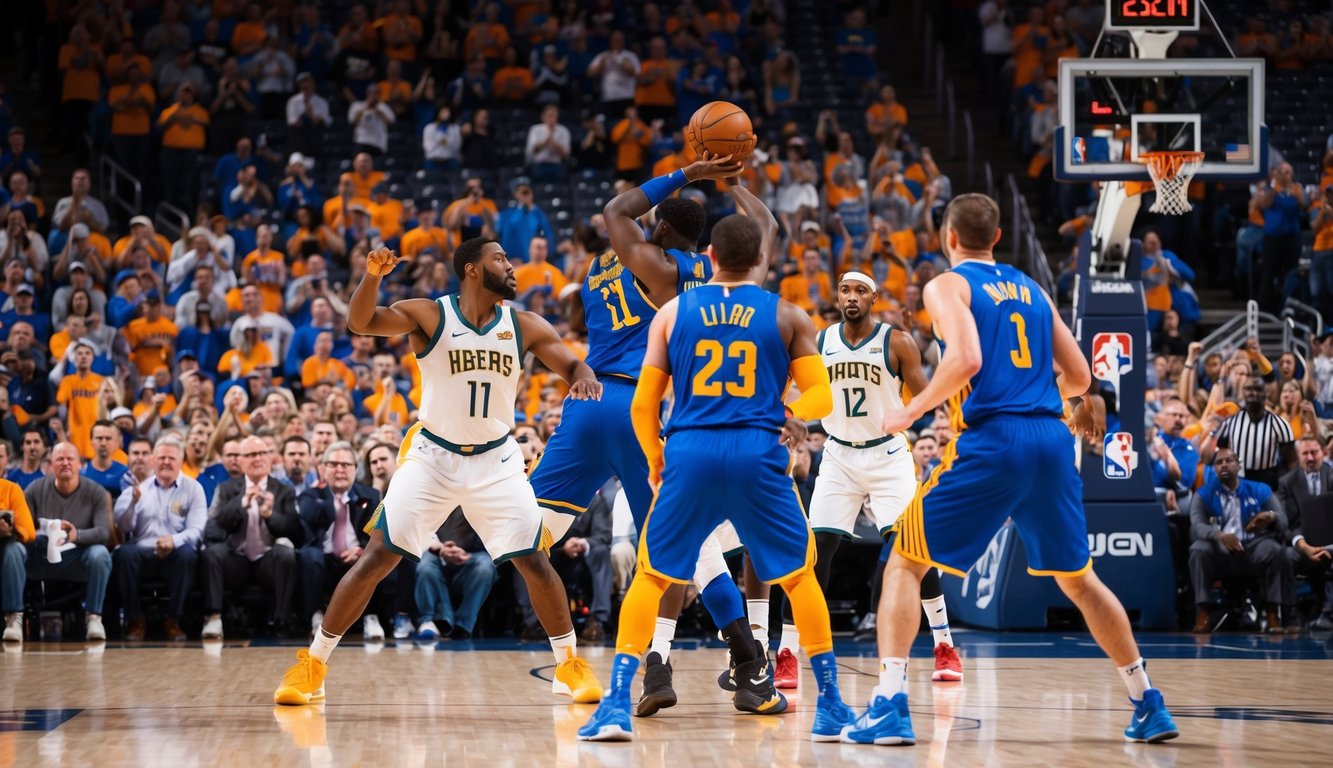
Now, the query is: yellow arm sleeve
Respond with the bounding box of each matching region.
[787,354,833,421]
[631,365,671,471]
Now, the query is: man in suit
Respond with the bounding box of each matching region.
[1190,446,1294,634]
[297,441,384,640]
[1278,436,1333,630]
[200,435,303,639]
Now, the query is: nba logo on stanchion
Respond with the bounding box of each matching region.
[1104,432,1138,479]
[1091,332,1132,392]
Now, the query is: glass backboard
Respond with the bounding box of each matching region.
[1054,58,1266,182]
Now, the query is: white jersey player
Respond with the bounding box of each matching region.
[273,239,605,708]
[773,271,963,688]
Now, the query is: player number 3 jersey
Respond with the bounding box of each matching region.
[416,296,523,446]
[818,322,905,444]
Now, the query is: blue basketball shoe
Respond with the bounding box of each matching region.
[841,692,916,746]
[1123,689,1179,743]
[578,693,634,742]
[810,689,857,742]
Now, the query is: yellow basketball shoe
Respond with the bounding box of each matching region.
[274,650,328,706]
[553,656,605,703]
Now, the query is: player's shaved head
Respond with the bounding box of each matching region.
[709,214,763,272]
[942,193,1001,251]
[655,197,707,244]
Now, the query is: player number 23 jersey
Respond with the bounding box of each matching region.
[818,322,905,443]
[416,296,523,445]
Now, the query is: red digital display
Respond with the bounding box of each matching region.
[1108,0,1199,31]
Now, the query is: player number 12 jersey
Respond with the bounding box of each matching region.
[818,322,905,443]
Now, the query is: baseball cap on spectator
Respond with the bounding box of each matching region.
[72,339,97,354]
[15,284,34,296]
[348,203,370,215]
[188,226,212,241]
[510,176,533,194]
[69,261,87,274]
[807,421,827,435]
[144,290,162,303]
[289,152,314,170]
[130,215,153,228]
[110,407,134,422]
[801,221,822,234]
[296,71,314,84]
[234,316,259,333]
[70,223,90,239]
[176,349,198,363]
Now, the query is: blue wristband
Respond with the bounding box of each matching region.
[640,170,688,207]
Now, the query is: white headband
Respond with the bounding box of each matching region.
[840,271,877,291]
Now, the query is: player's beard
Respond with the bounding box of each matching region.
[483,268,518,300]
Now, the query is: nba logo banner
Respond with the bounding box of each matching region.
[1091,332,1133,391]
[1104,432,1138,479]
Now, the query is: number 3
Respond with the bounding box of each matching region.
[1009,313,1032,369]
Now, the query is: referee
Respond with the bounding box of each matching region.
[1203,376,1296,489]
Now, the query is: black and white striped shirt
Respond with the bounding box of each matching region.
[1217,410,1295,472]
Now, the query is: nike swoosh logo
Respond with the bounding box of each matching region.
[749,677,767,686]
[500,452,517,463]
[756,695,784,712]
[1135,713,1149,724]
[886,445,902,455]
[864,711,889,727]
[451,330,470,337]
[824,349,842,356]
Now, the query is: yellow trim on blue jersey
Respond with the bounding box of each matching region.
[1027,558,1094,578]
[635,494,692,586]
[947,384,972,435]
[537,498,588,514]
[894,438,968,578]
[633,278,661,312]
[762,482,818,585]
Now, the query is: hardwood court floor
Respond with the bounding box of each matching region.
[2,634,1330,767]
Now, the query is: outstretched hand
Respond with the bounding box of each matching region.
[568,379,603,401]
[684,151,744,182]
[367,247,402,276]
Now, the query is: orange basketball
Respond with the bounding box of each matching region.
[686,101,755,163]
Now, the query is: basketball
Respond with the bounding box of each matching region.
[685,101,755,163]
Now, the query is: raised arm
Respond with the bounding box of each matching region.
[603,153,742,299]
[727,181,779,280]
[347,247,440,347]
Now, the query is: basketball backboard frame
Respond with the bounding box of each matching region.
[1054,58,1267,182]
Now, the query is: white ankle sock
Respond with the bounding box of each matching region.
[877,657,908,699]
[550,629,577,663]
[921,595,953,647]
[650,618,676,662]
[1117,657,1152,700]
[747,599,770,653]
[778,623,799,654]
[310,626,341,663]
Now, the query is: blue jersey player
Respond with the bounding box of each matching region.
[845,194,1179,747]
[528,154,770,716]
[578,213,857,743]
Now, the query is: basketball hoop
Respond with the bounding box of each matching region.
[1137,151,1205,215]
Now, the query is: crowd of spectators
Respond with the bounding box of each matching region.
[3,0,1332,643]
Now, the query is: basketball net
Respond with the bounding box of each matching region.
[1137,151,1205,215]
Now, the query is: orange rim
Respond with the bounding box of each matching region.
[1138,151,1206,181]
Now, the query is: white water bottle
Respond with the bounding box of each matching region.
[46,519,64,564]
